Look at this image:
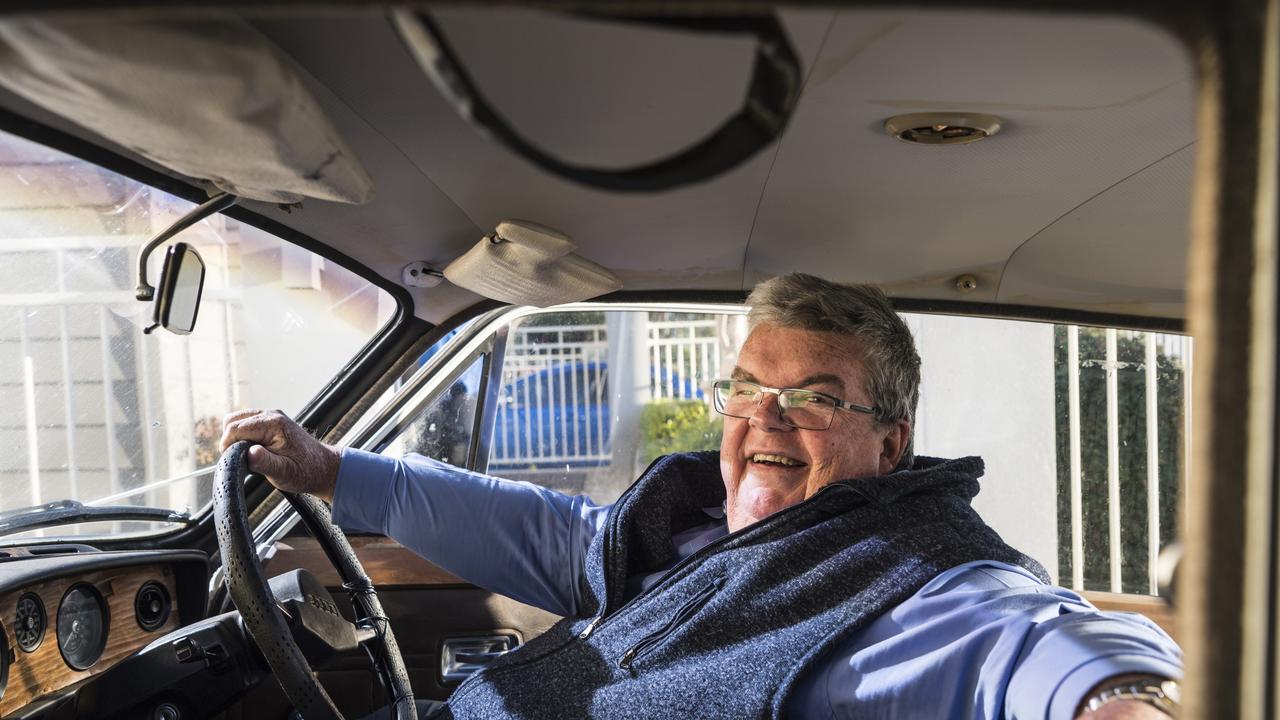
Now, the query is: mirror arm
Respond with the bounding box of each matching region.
[135,192,238,301]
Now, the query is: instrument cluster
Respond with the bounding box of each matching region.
[0,562,181,715]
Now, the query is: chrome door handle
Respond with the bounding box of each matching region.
[441,634,518,682]
[454,650,509,664]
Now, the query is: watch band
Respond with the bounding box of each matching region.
[1082,677,1180,717]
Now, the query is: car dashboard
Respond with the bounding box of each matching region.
[0,548,209,718]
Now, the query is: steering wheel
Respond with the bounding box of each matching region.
[214,441,417,720]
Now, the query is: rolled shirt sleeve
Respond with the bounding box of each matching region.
[1004,606,1182,719]
[330,447,610,617]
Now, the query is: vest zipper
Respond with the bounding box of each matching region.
[582,480,863,641]
[617,577,723,673]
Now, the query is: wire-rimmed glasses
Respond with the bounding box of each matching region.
[710,379,878,431]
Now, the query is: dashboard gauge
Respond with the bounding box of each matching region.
[134,581,170,631]
[14,593,45,652]
[57,584,108,671]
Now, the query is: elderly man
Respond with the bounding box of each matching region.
[222,274,1182,719]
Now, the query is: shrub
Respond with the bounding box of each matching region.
[641,401,723,465]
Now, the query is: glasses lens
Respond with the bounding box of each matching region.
[713,382,835,430]
[778,390,836,430]
[714,380,759,417]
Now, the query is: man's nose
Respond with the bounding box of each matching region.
[748,392,792,432]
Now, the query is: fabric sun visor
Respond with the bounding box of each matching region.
[0,15,373,205]
[444,220,622,307]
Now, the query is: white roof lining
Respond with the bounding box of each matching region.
[0,7,1196,325]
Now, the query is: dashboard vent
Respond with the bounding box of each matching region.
[134,582,171,631]
[26,544,96,556]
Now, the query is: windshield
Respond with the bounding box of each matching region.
[0,128,395,540]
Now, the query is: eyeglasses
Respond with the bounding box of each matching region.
[710,379,878,431]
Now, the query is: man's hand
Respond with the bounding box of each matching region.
[219,409,342,503]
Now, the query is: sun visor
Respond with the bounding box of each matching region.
[0,16,373,204]
[444,221,622,307]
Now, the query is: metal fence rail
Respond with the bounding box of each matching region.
[491,324,611,467]
[490,316,720,468]
[1062,326,1190,594]
[649,318,719,401]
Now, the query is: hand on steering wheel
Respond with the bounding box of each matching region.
[214,441,417,720]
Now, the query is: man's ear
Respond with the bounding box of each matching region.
[878,419,912,475]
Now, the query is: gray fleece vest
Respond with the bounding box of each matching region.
[443,452,1048,719]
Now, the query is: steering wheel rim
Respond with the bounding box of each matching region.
[214,441,417,720]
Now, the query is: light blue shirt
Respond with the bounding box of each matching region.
[332,449,1183,720]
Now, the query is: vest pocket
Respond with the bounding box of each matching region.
[618,576,724,673]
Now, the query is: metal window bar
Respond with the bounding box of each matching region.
[98,306,120,496]
[54,252,79,502]
[573,340,583,453]
[1145,333,1161,595]
[651,335,660,398]
[1063,325,1189,595]
[137,312,158,502]
[1068,325,1084,590]
[1105,329,1122,593]
[555,340,568,463]
[532,346,546,459]
[19,308,41,508]
[594,348,606,457]
[663,341,673,399]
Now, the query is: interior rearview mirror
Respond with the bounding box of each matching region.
[149,241,206,335]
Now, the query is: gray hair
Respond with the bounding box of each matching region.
[746,273,920,466]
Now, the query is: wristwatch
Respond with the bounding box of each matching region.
[1081,676,1180,717]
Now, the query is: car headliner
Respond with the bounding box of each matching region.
[0,6,1195,325]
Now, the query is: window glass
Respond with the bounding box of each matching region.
[482,307,1188,595]
[380,358,483,468]
[0,129,395,539]
[488,310,742,502]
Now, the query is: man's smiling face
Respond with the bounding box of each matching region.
[719,323,910,532]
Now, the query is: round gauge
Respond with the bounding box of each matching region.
[57,584,109,671]
[14,593,46,652]
[133,582,170,632]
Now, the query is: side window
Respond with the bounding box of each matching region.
[487,310,744,503]
[366,305,1189,609]
[379,357,483,467]
[903,314,1188,600]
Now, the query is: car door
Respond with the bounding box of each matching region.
[234,305,733,717]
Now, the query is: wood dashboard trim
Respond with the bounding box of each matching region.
[266,536,464,588]
[0,565,181,715]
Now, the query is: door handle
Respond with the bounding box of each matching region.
[453,649,509,664]
[441,634,518,682]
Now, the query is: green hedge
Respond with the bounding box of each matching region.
[641,400,724,466]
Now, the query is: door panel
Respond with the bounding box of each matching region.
[223,536,561,719]
[265,534,562,701]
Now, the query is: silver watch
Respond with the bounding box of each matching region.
[1082,677,1180,717]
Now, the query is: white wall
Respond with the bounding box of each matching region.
[907,314,1060,582]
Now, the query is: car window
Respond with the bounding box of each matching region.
[485,310,741,503]
[0,128,395,539]
[471,306,1187,596]
[379,357,483,468]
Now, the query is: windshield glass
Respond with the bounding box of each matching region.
[0,128,395,540]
